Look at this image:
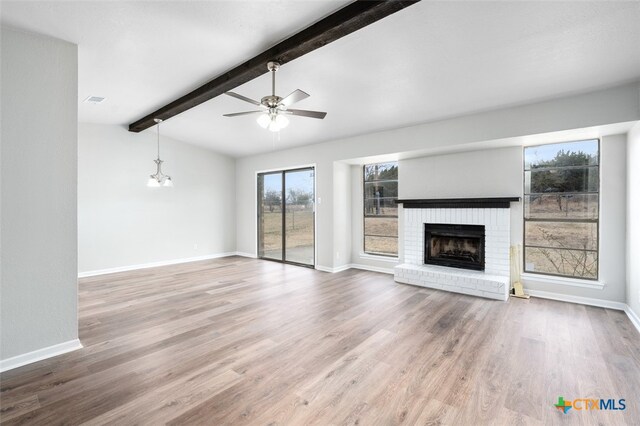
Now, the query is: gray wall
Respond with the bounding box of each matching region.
[236,84,637,302]
[333,162,352,269]
[627,123,640,314]
[78,123,237,273]
[518,135,627,302]
[236,83,638,269]
[349,164,402,272]
[1,27,78,360]
[398,146,524,247]
[349,147,522,271]
[399,147,523,199]
[394,139,627,303]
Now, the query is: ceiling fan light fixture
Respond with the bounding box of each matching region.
[275,114,289,129]
[267,121,280,132]
[225,61,325,132]
[257,113,271,129]
[257,112,289,132]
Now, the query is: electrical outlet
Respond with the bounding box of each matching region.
[194,244,198,250]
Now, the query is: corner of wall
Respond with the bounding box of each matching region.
[332,161,352,268]
[626,122,640,313]
[1,26,79,362]
[77,123,238,273]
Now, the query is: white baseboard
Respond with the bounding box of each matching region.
[234,251,257,258]
[78,252,238,277]
[0,339,82,373]
[356,253,399,264]
[316,264,350,273]
[350,263,394,275]
[315,264,394,274]
[527,289,626,310]
[625,305,640,335]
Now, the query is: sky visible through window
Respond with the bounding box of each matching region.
[263,170,314,193]
[525,139,598,169]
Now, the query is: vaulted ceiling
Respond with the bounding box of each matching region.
[2,1,640,157]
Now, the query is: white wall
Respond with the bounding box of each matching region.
[627,122,640,314]
[78,124,236,273]
[1,27,78,360]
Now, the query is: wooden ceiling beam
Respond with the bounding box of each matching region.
[128,0,421,132]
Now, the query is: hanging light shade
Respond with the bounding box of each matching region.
[274,114,289,129]
[257,113,271,129]
[147,176,161,187]
[147,118,173,187]
[256,106,290,132]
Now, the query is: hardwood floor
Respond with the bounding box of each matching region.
[1,256,639,425]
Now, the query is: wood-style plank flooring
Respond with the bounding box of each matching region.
[1,256,639,425]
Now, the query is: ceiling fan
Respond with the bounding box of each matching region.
[223,61,327,132]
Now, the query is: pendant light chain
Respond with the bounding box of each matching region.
[156,119,161,160]
[156,121,160,160]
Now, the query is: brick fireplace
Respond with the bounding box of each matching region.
[394,198,519,301]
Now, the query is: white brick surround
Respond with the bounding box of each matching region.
[395,207,511,301]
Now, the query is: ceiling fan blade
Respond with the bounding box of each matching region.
[223,110,264,117]
[225,92,264,107]
[280,89,310,107]
[286,109,327,119]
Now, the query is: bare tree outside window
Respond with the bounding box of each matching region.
[264,190,282,213]
[363,162,398,256]
[523,140,599,279]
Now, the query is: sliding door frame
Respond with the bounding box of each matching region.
[255,164,317,268]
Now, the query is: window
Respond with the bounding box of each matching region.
[363,162,398,256]
[523,139,599,279]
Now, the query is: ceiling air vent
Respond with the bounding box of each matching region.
[84,96,105,104]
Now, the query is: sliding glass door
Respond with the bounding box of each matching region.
[283,169,315,265]
[258,167,315,267]
[257,172,284,261]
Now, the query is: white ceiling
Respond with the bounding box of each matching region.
[2,1,640,157]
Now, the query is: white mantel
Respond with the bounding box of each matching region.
[394,199,517,301]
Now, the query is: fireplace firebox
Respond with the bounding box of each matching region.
[424,224,485,271]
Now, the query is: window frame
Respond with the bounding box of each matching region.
[522,139,600,281]
[363,162,398,257]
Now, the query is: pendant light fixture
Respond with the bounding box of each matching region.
[147,118,173,187]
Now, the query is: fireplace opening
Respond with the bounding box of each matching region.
[424,224,485,271]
